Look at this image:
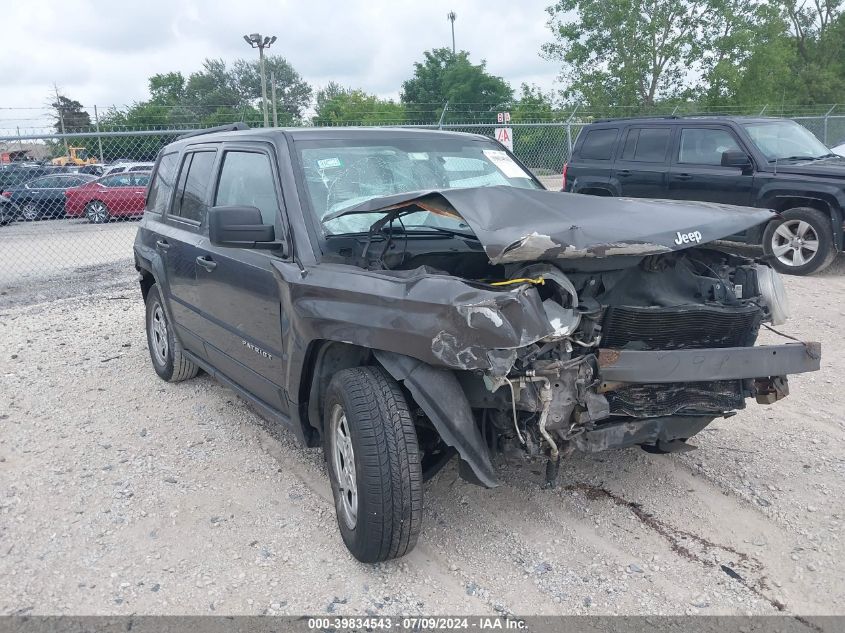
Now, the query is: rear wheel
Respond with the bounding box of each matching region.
[86,200,110,224]
[323,366,423,562]
[144,283,199,382]
[763,207,837,275]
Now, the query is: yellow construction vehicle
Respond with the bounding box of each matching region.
[51,147,98,166]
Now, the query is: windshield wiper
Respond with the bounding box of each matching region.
[396,225,479,240]
[769,154,833,163]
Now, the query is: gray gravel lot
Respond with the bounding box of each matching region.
[0,256,843,617]
[0,219,137,284]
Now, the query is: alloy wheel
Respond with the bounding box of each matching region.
[21,203,38,221]
[770,219,820,268]
[150,302,169,366]
[330,403,358,530]
[87,202,108,223]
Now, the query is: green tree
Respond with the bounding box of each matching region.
[542,0,761,110]
[702,1,844,109]
[99,55,312,137]
[400,48,513,122]
[50,94,91,134]
[510,83,557,122]
[509,84,564,172]
[231,55,312,124]
[313,86,406,125]
[148,72,186,105]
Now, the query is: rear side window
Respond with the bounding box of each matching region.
[579,128,618,160]
[28,176,55,188]
[173,151,216,223]
[132,173,151,187]
[214,151,280,226]
[620,128,671,162]
[147,153,178,215]
[107,174,133,187]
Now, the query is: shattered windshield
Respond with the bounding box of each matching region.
[294,137,540,235]
[743,121,832,161]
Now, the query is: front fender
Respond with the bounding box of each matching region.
[373,350,498,488]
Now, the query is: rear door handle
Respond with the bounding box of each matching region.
[617,169,631,177]
[674,173,693,180]
[155,239,170,251]
[196,255,217,272]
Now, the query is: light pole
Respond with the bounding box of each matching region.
[447,11,456,54]
[243,33,277,127]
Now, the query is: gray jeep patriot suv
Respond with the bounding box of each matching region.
[135,124,820,562]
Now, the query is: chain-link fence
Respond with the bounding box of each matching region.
[1,115,843,287]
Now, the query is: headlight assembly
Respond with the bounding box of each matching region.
[755,264,790,326]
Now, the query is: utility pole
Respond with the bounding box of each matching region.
[53,83,69,155]
[94,104,104,163]
[447,11,457,54]
[243,33,277,127]
[271,71,278,128]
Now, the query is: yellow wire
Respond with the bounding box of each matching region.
[489,277,545,287]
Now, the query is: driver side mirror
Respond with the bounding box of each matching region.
[721,150,752,169]
[208,205,284,253]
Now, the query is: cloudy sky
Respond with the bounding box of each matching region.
[0,0,563,132]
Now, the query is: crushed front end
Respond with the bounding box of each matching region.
[324,188,821,487]
[456,248,820,486]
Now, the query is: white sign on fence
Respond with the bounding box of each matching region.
[494,127,513,151]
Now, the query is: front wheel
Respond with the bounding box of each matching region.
[323,366,423,563]
[762,207,837,275]
[86,200,110,224]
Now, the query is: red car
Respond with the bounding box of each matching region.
[65,172,150,223]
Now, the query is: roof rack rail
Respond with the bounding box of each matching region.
[593,115,682,123]
[177,122,250,140]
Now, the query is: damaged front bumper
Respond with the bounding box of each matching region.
[596,343,821,384]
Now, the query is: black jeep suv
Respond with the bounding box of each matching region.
[134,125,820,562]
[564,116,845,275]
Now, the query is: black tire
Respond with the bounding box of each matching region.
[762,207,837,275]
[144,283,199,382]
[85,200,110,224]
[323,366,423,563]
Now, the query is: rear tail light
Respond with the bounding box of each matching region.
[561,163,568,190]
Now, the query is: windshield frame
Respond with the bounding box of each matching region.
[289,134,543,250]
[742,120,832,162]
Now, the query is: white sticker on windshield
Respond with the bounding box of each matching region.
[483,149,531,178]
[317,157,342,169]
[408,152,429,160]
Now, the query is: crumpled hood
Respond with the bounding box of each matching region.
[324,186,776,264]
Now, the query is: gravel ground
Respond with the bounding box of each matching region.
[1,255,843,617]
[0,218,137,285]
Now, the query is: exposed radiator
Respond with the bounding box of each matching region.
[601,303,762,350]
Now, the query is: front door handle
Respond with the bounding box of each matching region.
[196,255,217,272]
[617,169,631,177]
[155,239,170,251]
[674,173,693,180]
